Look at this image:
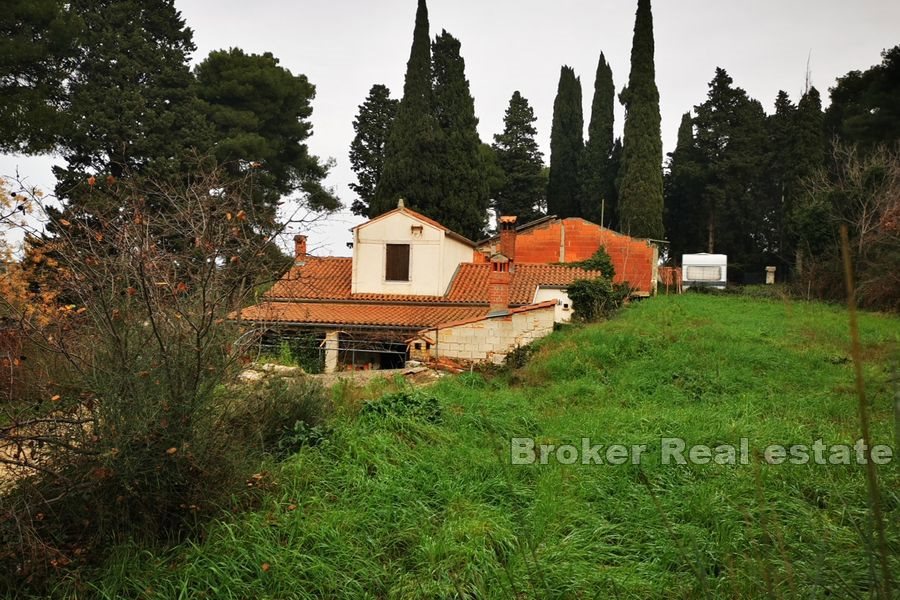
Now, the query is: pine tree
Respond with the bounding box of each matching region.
[547,66,583,218]
[663,112,705,260]
[617,0,664,239]
[492,91,545,223]
[580,53,616,225]
[195,48,340,229]
[52,0,209,213]
[348,84,398,216]
[693,68,769,275]
[430,30,489,240]
[372,0,441,217]
[0,0,81,153]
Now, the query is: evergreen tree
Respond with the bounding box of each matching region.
[372,0,441,217]
[430,30,489,239]
[195,48,340,228]
[693,68,769,277]
[348,84,398,216]
[663,112,705,260]
[580,53,616,224]
[617,0,664,239]
[0,0,81,153]
[825,45,900,152]
[787,87,827,271]
[492,91,545,223]
[547,66,583,218]
[52,0,209,214]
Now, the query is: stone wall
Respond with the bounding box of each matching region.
[430,305,555,365]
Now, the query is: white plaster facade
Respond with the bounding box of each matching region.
[351,209,474,296]
[532,286,575,323]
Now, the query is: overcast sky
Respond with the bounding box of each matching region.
[2,0,898,255]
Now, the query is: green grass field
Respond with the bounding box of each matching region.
[59,294,898,599]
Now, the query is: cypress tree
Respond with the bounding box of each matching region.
[618,0,664,239]
[547,66,583,218]
[372,0,441,217]
[348,84,398,216]
[580,53,616,225]
[492,91,545,223]
[788,87,827,272]
[430,30,489,240]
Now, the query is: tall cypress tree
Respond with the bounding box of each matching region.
[547,66,583,218]
[617,0,664,239]
[787,87,827,272]
[372,0,441,217]
[580,53,616,225]
[430,30,489,239]
[348,84,398,216]
[492,91,545,223]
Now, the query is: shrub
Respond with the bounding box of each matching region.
[569,246,616,279]
[567,277,631,322]
[361,390,442,424]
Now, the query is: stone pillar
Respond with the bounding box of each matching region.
[324,330,340,373]
[765,266,776,285]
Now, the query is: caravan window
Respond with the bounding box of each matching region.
[686,265,721,281]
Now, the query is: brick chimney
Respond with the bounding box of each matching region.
[499,215,517,264]
[488,255,511,315]
[293,234,307,262]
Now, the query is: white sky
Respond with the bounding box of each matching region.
[2,0,898,255]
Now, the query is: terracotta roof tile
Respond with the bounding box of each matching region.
[265,257,352,299]
[237,301,489,328]
[446,263,601,305]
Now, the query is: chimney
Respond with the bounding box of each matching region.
[488,255,511,315]
[499,215,517,264]
[293,234,307,262]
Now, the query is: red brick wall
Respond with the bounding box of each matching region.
[503,219,656,294]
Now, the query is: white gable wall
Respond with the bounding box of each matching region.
[533,286,575,323]
[351,211,473,296]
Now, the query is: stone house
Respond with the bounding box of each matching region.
[236,203,654,372]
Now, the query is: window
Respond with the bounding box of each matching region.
[385,244,410,281]
[686,265,721,281]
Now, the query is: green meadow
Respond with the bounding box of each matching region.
[58,293,898,599]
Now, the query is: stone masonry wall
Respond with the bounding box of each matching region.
[433,306,555,364]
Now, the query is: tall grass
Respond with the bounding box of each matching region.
[35,294,899,599]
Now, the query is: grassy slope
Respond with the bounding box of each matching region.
[72,294,897,599]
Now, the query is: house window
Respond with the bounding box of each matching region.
[385,243,410,281]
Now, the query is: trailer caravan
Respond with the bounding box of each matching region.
[681,253,727,290]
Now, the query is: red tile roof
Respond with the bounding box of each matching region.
[237,301,488,328]
[418,300,557,332]
[446,263,600,305]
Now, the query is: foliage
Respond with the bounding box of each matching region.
[825,45,900,152]
[568,246,616,279]
[362,389,442,424]
[0,163,313,590]
[794,143,900,310]
[566,277,630,321]
[195,48,340,224]
[372,0,441,218]
[580,52,617,225]
[348,84,398,216]
[492,91,546,223]
[617,0,665,239]
[547,66,584,218]
[429,30,489,240]
[228,378,331,457]
[0,0,81,153]
[664,112,706,260]
[268,334,325,374]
